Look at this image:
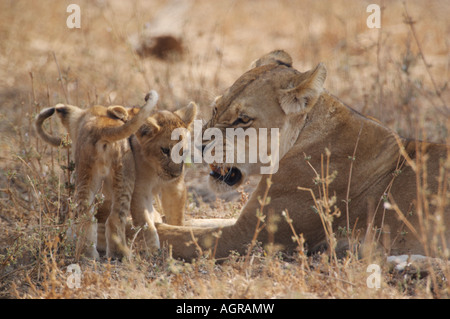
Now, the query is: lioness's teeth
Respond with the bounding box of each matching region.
[209,164,222,175]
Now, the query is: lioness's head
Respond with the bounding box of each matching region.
[136,102,197,180]
[203,50,327,191]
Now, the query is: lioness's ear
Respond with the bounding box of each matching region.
[175,102,197,126]
[279,63,327,114]
[136,117,160,141]
[250,50,293,69]
[107,105,129,121]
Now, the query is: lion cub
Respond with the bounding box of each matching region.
[128,103,197,254]
[35,91,159,260]
[96,102,197,255]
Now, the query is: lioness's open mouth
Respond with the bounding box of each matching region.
[209,164,242,186]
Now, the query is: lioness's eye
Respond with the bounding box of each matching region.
[232,116,251,126]
[161,147,170,156]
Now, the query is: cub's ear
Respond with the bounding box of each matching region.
[54,103,83,126]
[175,102,197,126]
[107,105,129,121]
[250,50,293,69]
[54,103,70,118]
[278,63,327,114]
[136,117,160,141]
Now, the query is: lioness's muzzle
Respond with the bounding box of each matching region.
[209,164,242,186]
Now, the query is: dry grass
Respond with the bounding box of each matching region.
[0,0,449,299]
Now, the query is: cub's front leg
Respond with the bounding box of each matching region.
[130,188,162,255]
[105,155,134,260]
[72,171,101,260]
[159,177,186,226]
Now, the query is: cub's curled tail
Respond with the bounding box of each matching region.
[35,106,68,147]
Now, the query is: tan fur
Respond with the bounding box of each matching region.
[126,102,197,254]
[156,50,450,261]
[97,102,198,255]
[35,91,159,259]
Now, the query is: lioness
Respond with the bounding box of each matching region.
[35,91,158,259]
[157,50,450,261]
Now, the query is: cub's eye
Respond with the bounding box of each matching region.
[232,116,252,126]
[161,147,170,156]
[212,107,218,117]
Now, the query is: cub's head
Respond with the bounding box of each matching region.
[203,50,327,191]
[135,102,197,180]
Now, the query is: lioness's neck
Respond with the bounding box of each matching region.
[291,91,405,199]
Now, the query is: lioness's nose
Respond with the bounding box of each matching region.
[195,142,207,154]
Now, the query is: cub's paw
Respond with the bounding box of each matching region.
[106,242,131,261]
[142,227,161,255]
